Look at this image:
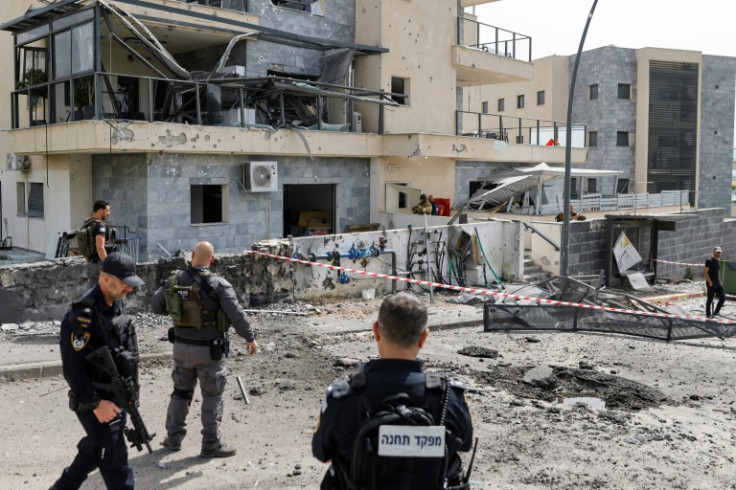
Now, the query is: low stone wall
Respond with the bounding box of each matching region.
[0,240,294,323]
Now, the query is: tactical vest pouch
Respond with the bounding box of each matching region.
[217,309,231,333]
[166,271,205,329]
[164,288,183,323]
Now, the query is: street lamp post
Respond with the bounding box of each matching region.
[560,0,599,279]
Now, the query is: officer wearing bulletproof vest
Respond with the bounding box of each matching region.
[84,200,114,288]
[151,241,258,458]
[51,252,144,490]
[312,292,474,490]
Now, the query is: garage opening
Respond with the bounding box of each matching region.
[283,184,335,237]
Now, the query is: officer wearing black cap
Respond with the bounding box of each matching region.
[151,241,257,458]
[312,293,474,489]
[51,252,144,490]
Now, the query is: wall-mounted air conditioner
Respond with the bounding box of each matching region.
[7,153,30,171]
[241,161,278,192]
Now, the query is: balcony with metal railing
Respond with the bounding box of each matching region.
[456,110,586,148]
[453,16,534,87]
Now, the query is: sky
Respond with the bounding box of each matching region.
[472,0,736,60]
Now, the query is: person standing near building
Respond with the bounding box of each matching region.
[150,241,258,458]
[51,252,144,490]
[312,292,474,489]
[82,200,113,288]
[412,194,433,215]
[705,246,726,317]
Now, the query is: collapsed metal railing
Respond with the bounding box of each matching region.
[483,303,736,341]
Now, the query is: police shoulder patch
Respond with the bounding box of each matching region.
[326,379,350,399]
[71,331,91,351]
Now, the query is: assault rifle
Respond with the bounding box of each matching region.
[86,345,154,453]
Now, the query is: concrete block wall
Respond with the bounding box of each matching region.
[698,55,736,211]
[573,47,638,195]
[101,153,372,262]
[245,0,355,78]
[0,241,293,323]
[566,219,608,277]
[655,208,729,281]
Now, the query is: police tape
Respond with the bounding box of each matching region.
[651,259,704,267]
[243,249,735,325]
[653,258,736,267]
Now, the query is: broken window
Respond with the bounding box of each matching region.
[391,77,409,105]
[27,183,44,218]
[16,182,25,216]
[191,184,227,224]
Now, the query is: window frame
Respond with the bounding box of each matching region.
[190,184,228,225]
[481,101,488,114]
[616,131,630,147]
[617,83,631,99]
[588,130,598,147]
[16,182,26,216]
[497,98,505,112]
[390,76,409,106]
[517,94,525,109]
[589,83,599,100]
[536,90,545,105]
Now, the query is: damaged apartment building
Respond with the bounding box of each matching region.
[0,0,582,261]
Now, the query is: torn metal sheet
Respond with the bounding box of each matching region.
[96,0,191,80]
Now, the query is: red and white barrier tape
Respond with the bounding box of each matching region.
[653,258,736,267]
[652,258,704,268]
[243,250,734,325]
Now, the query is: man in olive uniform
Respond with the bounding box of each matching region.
[151,241,258,458]
[312,292,474,489]
[84,200,113,288]
[51,252,144,490]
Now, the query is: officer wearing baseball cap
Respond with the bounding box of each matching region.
[51,252,143,489]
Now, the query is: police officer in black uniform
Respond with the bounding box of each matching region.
[51,252,144,490]
[150,241,257,458]
[312,292,474,489]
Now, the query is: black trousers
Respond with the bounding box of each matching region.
[706,283,726,316]
[52,409,134,489]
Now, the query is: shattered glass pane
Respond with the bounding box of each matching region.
[72,22,93,74]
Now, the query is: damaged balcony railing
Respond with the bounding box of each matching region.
[10,72,395,133]
[456,110,586,147]
[457,17,532,62]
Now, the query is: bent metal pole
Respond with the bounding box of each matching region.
[561,0,599,278]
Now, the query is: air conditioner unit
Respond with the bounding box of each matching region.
[7,153,30,171]
[243,161,278,192]
[352,112,362,133]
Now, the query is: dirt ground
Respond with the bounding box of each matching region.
[2,286,736,489]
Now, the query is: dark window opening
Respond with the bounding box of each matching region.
[283,183,335,237]
[498,98,505,112]
[617,131,629,147]
[589,84,598,100]
[28,183,44,218]
[517,94,525,109]
[391,77,409,105]
[618,83,631,99]
[270,0,322,14]
[537,90,545,105]
[617,179,630,194]
[588,131,598,147]
[191,184,226,224]
[515,135,524,144]
[481,101,488,113]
